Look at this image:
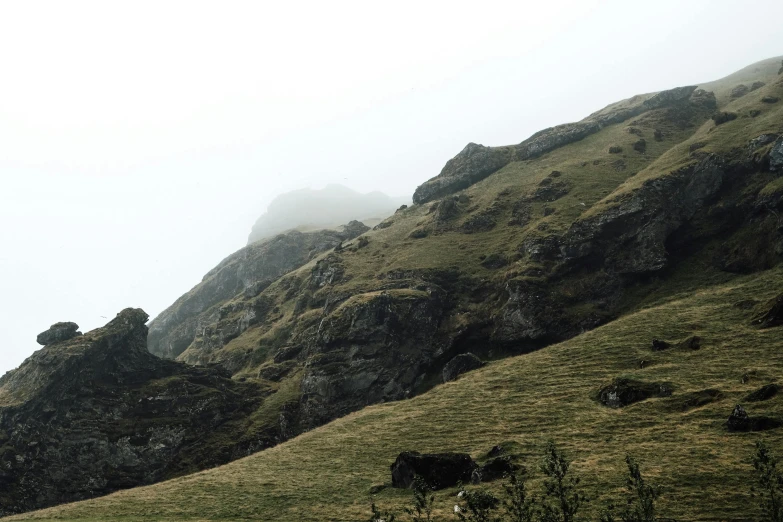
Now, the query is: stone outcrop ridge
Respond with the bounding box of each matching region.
[412,85,700,204]
[148,223,369,360]
[0,309,266,517]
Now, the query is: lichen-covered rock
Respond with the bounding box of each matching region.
[391,451,477,489]
[597,378,673,408]
[0,309,266,517]
[35,321,81,345]
[442,353,485,382]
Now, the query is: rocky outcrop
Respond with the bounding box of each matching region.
[0,310,267,517]
[597,378,673,408]
[470,456,519,484]
[391,451,477,489]
[148,224,368,360]
[413,86,700,204]
[752,292,783,328]
[745,384,779,402]
[297,289,444,429]
[442,353,485,382]
[412,143,513,204]
[726,404,782,432]
[35,321,81,345]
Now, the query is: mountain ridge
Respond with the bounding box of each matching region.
[1,55,782,519]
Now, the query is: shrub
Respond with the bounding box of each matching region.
[502,471,535,522]
[751,440,783,522]
[405,476,435,522]
[454,488,501,522]
[368,501,397,522]
[539,442,587,522]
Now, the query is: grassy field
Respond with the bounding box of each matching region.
[9,265,783,521]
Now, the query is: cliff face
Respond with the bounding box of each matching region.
[0,310,268,517]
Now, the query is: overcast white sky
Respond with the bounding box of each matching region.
[0,0,781,374]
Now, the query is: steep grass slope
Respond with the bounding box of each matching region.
[10,266,783,521]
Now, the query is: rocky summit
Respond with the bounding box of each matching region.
[4,56,783,521]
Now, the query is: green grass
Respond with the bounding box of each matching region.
[9,266,783,521]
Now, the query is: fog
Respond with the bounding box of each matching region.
[0,0,781,375]
[247,184,409,244]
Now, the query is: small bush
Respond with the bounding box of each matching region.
[454,488,500,522]
[539,442,587,522]
[368,501,397,522]
[405,476,435,522]
[502,472,535,522]
[751,441,783,522]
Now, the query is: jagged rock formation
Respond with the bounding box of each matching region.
[147,223,369,361]
[412,85,703,204]
[0,310,267,517]
[247,184,407,244]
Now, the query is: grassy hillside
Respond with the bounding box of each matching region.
[10,265,783,521]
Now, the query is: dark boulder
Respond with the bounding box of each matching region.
[745,384,780,402]
[633,139,647,153]
[726,404,750,431]
[651,335,700,353]
[471,456,519,484]
[730,84,749,99]
[36,322,81,346]
[762,96,780,104]
[651,339,670,351]
[442,353,486,382]
[678,335,701,350]
[712,112,737,125]
[608,146,623,154]
[391,451,477,489]
[598,378,673,408]
[339,220,371,240]
[751,81,766,91]
[726,404,782,432]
